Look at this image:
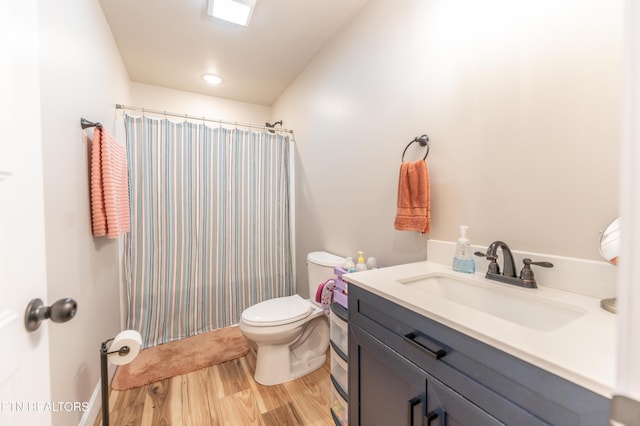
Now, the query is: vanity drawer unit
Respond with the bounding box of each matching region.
[330,302,349,425]
[348,284,610,426]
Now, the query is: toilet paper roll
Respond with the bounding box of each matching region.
[108,330,142,365]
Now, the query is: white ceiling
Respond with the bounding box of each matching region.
[98,0,369,106]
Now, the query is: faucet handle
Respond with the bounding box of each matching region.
[522,258,553,268]
[474,251,496,259]
[475,251,499,274]
[519,258,553,288]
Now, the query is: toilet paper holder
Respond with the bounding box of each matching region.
[100,331,142,426]
[24,297,77,332]
[100,338,127,426]
[101,339,132,357]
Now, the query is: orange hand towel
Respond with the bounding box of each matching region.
[90,126,130,238]
[394,160,431,233]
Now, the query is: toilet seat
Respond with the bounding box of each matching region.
[241,294,313,327]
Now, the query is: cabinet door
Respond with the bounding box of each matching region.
[351,323,427,426]
[426,376,503,426]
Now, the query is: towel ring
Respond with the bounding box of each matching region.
[401,134,429,162]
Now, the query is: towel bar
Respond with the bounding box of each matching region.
[80,118,102,129]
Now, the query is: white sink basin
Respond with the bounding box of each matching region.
[397,273,586,332]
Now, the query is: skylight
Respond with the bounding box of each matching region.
[207,0,256,27]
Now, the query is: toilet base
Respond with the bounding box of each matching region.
[251,315,329,386]
[254,347,326,386]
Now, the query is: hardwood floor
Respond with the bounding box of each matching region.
[94,348,335,425]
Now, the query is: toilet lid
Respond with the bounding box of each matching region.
[241,294,313,327]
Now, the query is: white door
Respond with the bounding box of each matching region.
[0,0,52,425]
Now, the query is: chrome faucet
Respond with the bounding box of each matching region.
[475,241,553,288]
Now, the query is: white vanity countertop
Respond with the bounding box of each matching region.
[344,260,616,398]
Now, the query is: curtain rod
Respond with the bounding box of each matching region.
[115,104,294,135]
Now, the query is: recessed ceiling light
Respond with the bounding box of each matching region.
[202,73,223,85]
[207,0,256,27]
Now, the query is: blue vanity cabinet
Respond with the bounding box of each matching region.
[351,323,503,425]
[347,284,610,426]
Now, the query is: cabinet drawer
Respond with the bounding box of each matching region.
[331,382,348,425]
[349,285,609,425]
[331,347,349,395]
[330,308,348,358]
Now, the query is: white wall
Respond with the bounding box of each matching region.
[273,0,623,296]
[37,1,131,424]
[129,82,271,125]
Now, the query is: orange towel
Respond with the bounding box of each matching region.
[394,160,431,233]
[90,126,130,238]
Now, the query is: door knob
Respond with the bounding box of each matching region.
[24,298,78,332]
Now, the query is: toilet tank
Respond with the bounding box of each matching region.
[307,251,344,301]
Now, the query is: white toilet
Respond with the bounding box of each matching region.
[239,251,344,386]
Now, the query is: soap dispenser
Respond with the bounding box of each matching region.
[453,225,475,273]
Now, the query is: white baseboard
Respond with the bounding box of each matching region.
[78,363,117,426]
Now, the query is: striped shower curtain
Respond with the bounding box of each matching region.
[123,115,293,348]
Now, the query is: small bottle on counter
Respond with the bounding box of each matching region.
[355,251,368,271]
[366,257,377,269]
[343,257,355,273]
